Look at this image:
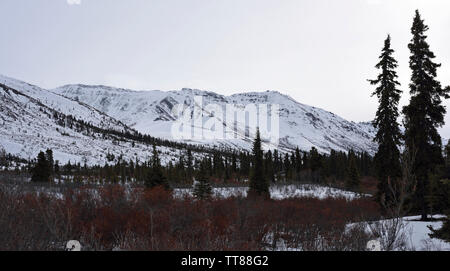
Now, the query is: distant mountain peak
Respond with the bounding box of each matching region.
[54,82,378,155]
[1,74,378,163]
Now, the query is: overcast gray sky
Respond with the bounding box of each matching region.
[1,0,450,137]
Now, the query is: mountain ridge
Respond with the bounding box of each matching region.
[0,74,204,166]
[53,80,378,155]
[0,74,378,166]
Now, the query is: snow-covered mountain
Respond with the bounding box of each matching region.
[0,74,377,165]
[0,75,192,166]
[55,84,377,154]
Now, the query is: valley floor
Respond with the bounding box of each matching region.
[0,176,448,251]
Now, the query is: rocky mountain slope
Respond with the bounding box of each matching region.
[0,75,192,166]
[55,84,377,154]
[0,74,378,166]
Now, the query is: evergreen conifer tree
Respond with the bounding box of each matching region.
[31,151,51,183]
[145,145,170,190]
[369,35,403,207]
[46,149,54,179]
[0,147,7,167]
[54,161,60,177]
[264,150,275,183]
[294,147,302,181]
[249,129,270,198]
[193,162,213,200]
[403,10,449,220]
[186,149,194,181]
[345,151,361,189]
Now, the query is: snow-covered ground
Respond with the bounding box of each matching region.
[340,215,450,251]
[373,216,450,251]
[270,215,450,251]
[174,184,367,200]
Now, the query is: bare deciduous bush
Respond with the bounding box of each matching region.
[0,182,380,251]
[268,197,378,251]
[368,147,417,251]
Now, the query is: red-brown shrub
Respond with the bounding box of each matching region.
[0,184,379,251]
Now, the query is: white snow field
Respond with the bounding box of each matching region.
[271,215,450,251]
[380,216,450,251]
[174,184,367,200]
[342,215,450,251]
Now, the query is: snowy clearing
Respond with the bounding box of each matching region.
[343,215,450,251]
[373,216,450,251]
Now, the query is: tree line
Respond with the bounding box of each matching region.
[25,128,378,206]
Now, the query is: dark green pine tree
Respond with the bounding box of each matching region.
[145,145,170,190]
[294,147,302,181]
[403,10,449,220]
[345,151,361,190]
[193,162,213,200]
[54,161,60,177]
[186,149,194,181]
[0,147,6,167]
[231,153,237,173]
[31,151,51,183]
[264,150,275,184]
[283,153,291,181]
[46,149,54,179]
[369,35,403,207]
[248,129,270,198]
[309,147,322,172]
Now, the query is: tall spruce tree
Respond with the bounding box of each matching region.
[294,147,302,181]
[403,10,449,220]
[0,147,6,168]
[46,149,54,179]
[145,145,170,190]
[345,151,361,190]
[31,151,51,183]
[186,149,194,181]
[369,35,402,207]
[193,162,213,200]
[264,150,275,183]
[249,129,270,198]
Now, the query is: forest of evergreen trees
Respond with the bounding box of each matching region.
[27,144,374,190]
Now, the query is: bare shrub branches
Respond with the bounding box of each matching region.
[368,147,417,251]
[0,182,379,251]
